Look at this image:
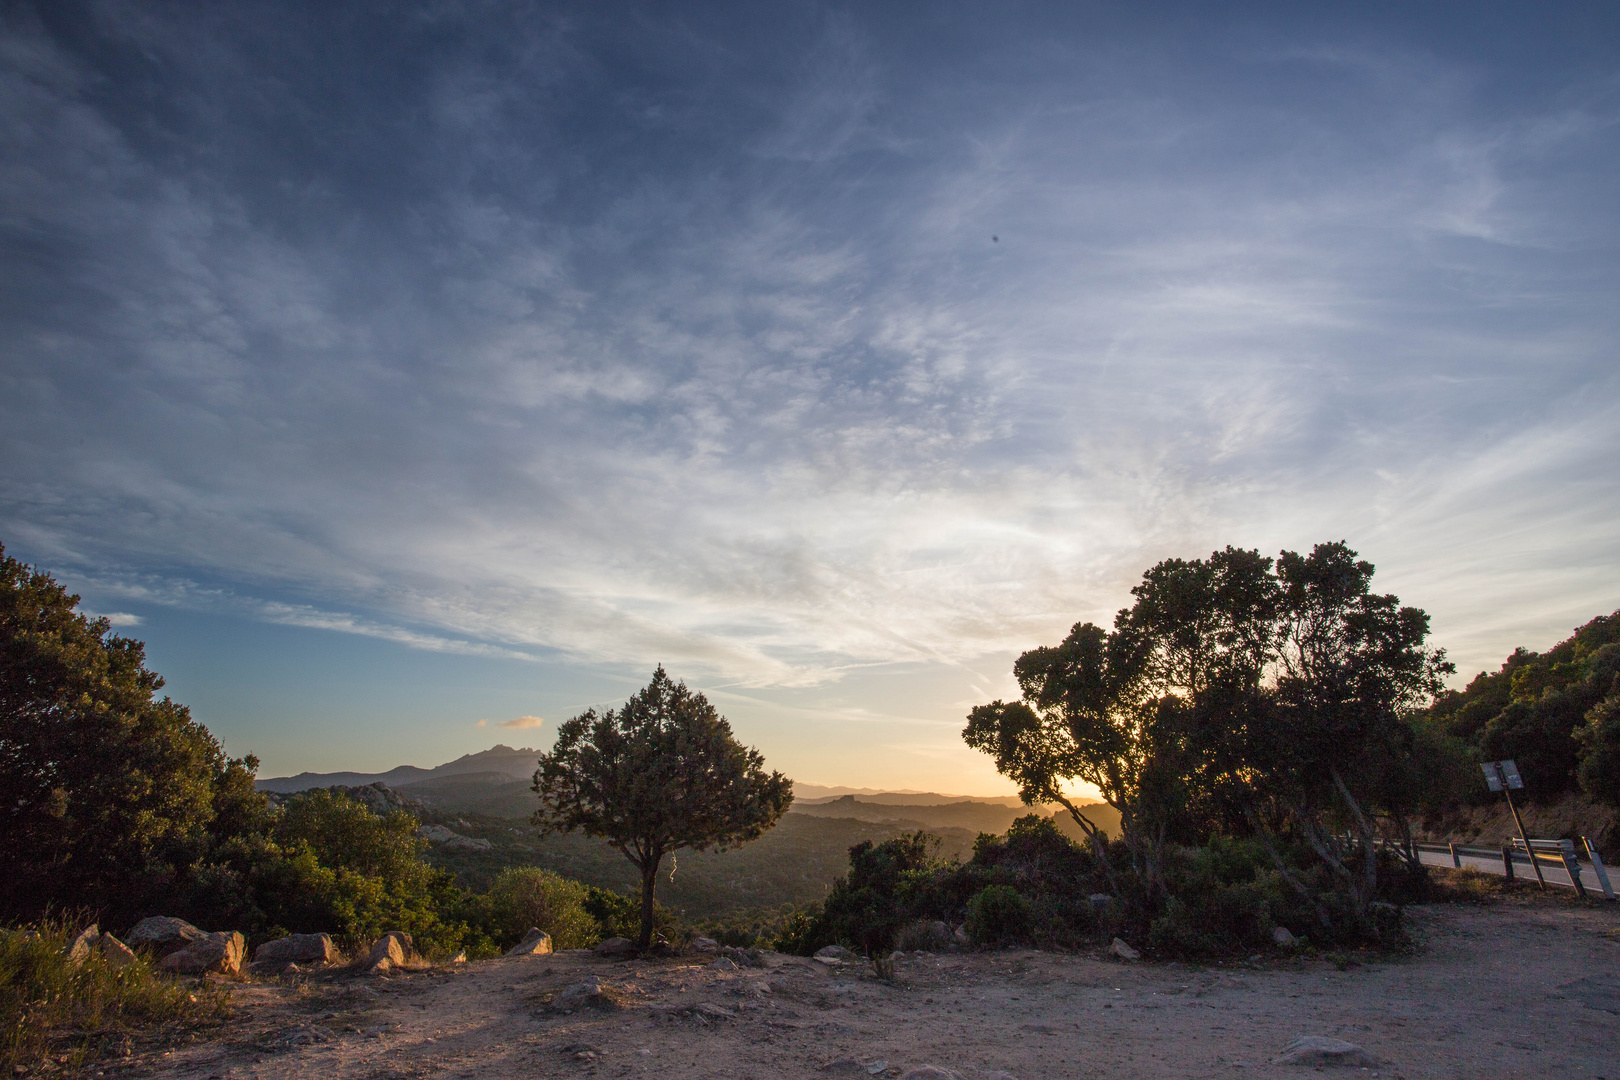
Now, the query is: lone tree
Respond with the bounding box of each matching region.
[532,667,793,950]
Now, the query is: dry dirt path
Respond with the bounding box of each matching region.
[128,901,1619,1080]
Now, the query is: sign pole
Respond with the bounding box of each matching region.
[1502,782,1545,891]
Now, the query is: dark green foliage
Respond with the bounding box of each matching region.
[0,545,258,927]
[1575,694,1620,808]
[533,667,793,949]
[964,885,1032,946]
[1428,614,1620,801]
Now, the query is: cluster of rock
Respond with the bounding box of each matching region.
[60,924,138,969]
[263,782,426,817]
[415,823,493,851]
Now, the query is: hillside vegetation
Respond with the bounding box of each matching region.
[1422,609,1620,807]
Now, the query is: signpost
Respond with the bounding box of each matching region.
[1482,759,1544,890]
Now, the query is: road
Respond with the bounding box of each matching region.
[1414,844,1615,896]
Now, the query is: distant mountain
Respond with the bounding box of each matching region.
[793,784,1027,805]
[256,744,541,794]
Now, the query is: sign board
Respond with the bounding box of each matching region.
[1482,759,1525,792]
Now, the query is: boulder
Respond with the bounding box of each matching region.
[63,924,99,965]
[711,956,738,971]
[415,824,493,851]
[506,928,553,957]
[1109,937,1140,961]
[362,931,414,974]
[1273,1036,1380,1067]
[898,1068,965,1080]
[127,916,206,958]
[953,924,969,944]
[1271,926,1297,947]
[690,936,719,954]
[721,946,765,967]
[159,931,245,976]
[254,933,339,966]
[593,937,635,958]
[450,950,468,963]
[550,977,617,1013]
[896,920,952,952]
[97,933,138,969]
[814,944,857,962]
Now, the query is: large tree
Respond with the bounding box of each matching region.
[532,667,793,950]
[0,543,257,924]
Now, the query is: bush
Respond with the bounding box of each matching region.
[484,869,599,950]
[964,885,1032,946]
[582,886,673,943]
[1576,692,1620,808]
[0,920,228,1073]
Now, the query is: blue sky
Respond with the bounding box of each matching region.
[3,2,1618,792]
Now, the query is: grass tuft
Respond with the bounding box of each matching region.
[0,918,230,1073]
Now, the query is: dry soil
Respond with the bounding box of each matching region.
[118,898,1619,1080]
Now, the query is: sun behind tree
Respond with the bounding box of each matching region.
[531,666,793,951]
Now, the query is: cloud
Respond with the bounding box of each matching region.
[498,716,545,730]
[1,5,1616,699]
[85,612,143,627]
[475,719,487,728]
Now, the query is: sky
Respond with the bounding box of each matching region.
[2,2,1618,794]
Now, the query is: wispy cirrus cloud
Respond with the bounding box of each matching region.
[2,0,1617,715]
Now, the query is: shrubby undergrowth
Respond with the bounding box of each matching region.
[778,817,1424,961]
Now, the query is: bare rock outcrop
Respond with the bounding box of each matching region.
[127,916,206,958]
[159,931,246,975]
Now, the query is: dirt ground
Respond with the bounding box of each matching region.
[118,896,1619,1080]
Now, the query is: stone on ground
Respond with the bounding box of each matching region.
[63,924,99,964]
[594,936,635,958]
[1271,926,1297,946]
[97,932,138,968]
[362,931,415,973]
[159,931,245,975]
[1272,1036,1380,1066]
[814,944,856,962]
[505,928,554,956]
[1110,937,1140,960]
[127,916,206,957]
[897,1067,965,1080]
[690,936,719,953]
[550,977,617,1013]
[254,932,339,966]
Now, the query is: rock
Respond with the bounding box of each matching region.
[97,933,138,969]
[1088,893,1113,911]
[896,920,952,952]
[126,916,206,958]
[819,1059,869,1076]
[953,924,969,943]
[1109,938,1140,961]
[814,944,857,962]
[983,1073,1020,1080]
[1271,926,1297,947]
[550,977,618,1013]
[593,936,635,958]
[254,933,339,966]
[159,931,245,975]
[690,936,719,953]
[415,824,493,851]
[1272,1036,1380,1067]
[721,946,765,967]
[362,931,414,973]
[450,950,468,963]
[63,924,99,965]
[711,956,738,971]
[897,1067,965,1080]
[505,928,554,956]
[690,1002,735,1019]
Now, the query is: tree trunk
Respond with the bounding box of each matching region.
[637,851,662,952]
[1054,794,1120,894]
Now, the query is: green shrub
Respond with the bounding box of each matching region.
[0,920,228,1073]
[582,886,673,942]
[484,868,599,950]
[964,885,1033,946]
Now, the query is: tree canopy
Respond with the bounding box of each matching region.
[0,543,256,925]
[966,542,1454,925]
[532,666,793,949]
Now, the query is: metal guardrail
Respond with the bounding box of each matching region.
[1408,837,1615,900]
